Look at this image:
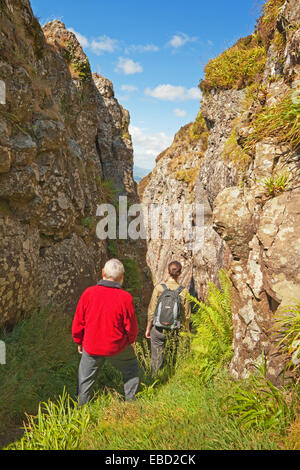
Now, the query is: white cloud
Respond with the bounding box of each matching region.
[145,84,201,101]
[67,28,119,55]
[68,27,89,48]
[129,125,173,168]
[115,57,143,75]
[167,33,197,49]
[125,44,159,54]
[90,36,119,55]
[173,108,187,117]
[121,84,138,93]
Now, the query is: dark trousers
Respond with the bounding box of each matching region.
[77,345,139,405]
[150,326,178,374]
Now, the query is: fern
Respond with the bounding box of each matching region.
[187,269,233,383]
[273,301,300,380]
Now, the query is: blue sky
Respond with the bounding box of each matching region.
[31,0,263,170]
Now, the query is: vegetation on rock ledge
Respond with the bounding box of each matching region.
[199,36,267,92]
[245,90,300,152]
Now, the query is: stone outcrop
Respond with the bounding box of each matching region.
[0,0,146,327]
[140,88,244,298]
[140,0,300,382]
[139,121,208,290]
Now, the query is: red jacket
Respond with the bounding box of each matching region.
[72,280,138,356]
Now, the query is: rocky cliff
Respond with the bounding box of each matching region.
[140,0,300,382]
[0,0,148,328]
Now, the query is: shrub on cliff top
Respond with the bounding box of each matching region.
[200,39,267,92]
[199,0,287,93]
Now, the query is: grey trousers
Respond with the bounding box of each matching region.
[78,345,139,405]
[150,326,179,373]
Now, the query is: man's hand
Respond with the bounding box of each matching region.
[78,345,83,354]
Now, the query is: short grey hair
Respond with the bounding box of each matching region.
[103,258,124,281]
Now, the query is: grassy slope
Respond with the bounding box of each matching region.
[80,359,278,451]
[2,271,298,450]
[0,309,279,450]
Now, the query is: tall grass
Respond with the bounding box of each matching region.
[9,359,280,450]
[8,390,90,450]
[256,0,286,47]
[225,355,297,431]
[245,91,300,152]
[0,307,123,447]
[222,125,251,171]
[262,171,291,197]
[0,308,79,446]
[134,330,191,393]
[200,41,266,91]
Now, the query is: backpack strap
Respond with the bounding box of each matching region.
[176,286,184,294]
[160,283,168,290]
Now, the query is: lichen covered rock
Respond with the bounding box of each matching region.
[0,1,139,326]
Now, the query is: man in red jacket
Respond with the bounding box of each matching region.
[72,258,139,405]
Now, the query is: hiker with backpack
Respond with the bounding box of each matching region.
[145,261,191,373]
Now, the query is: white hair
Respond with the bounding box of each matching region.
[103,258,124,281]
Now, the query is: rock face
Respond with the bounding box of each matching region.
[140,89,244,298]
[0,0,143,327]
[139,121,208,290]
[140,0,300,382]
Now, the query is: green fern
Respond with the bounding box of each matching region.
[187,269,233,383]
[273,301,300,380]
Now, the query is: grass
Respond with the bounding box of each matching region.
[80,216,97,228]
[122,258,142,296]
[7,358,281,451]
[200,39,267,92]
[80,362,281,451]
[285,416,300,450]
[199,0,287,93]
[222,125,251,171]
[174,167,200,186]
[96,177,119,205]
[245,91,300,152]
[15,390,91,450]
[189,112,209,144]
[0,308,79,447]
[256,0,286,48]
[2,272,300,450]
[262,171,291,197]
[63,41,91,83]
[0,306,132,448]
[225,355,297,431]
